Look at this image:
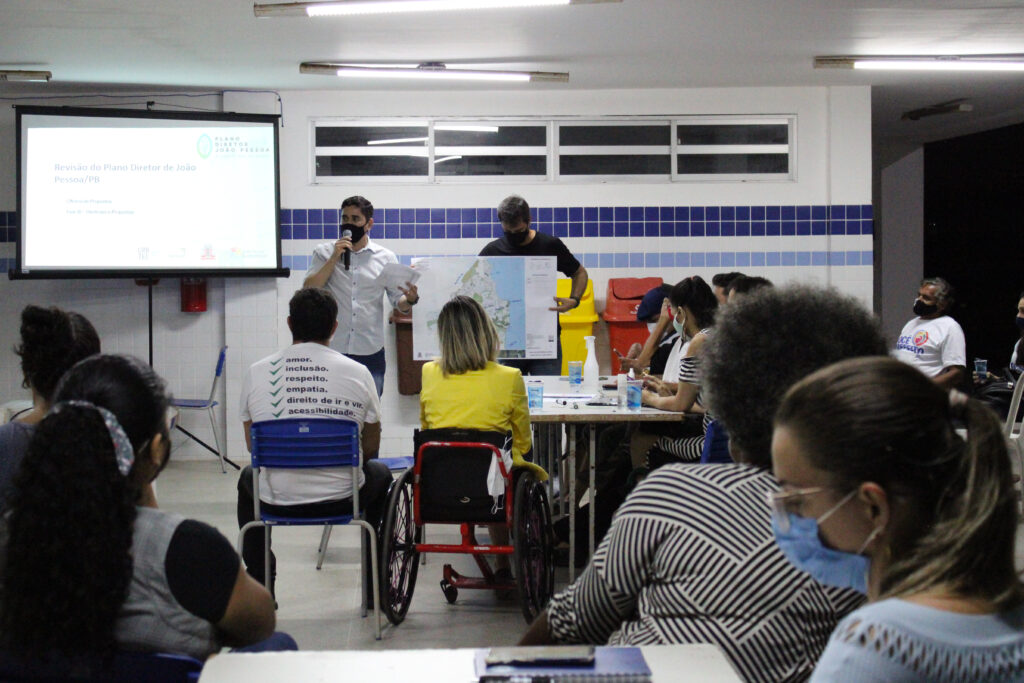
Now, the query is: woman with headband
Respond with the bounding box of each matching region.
[770,357,1024,681]
[0,354,288,663]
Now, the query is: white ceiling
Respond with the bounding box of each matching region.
[4,0,1024,168]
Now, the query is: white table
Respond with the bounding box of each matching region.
[198,644,741,682]
[527,376,690,579]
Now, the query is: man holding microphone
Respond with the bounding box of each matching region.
[304,195,417,396]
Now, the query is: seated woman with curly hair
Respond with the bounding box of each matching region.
[0,304,99,509]
[0,354,292,666]
[420,295,547,580]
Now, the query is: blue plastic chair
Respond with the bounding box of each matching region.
[699,419,732,464]
[237,418,381,639]
[0,650,203,682]
[172,345,235,473]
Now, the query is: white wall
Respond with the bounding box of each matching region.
[879,147,924,343]
[1,84,873,463]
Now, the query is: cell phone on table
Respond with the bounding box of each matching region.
[485,645,596,666]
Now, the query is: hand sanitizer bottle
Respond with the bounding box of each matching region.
[583,335,599,394]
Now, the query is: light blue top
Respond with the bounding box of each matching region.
[812,598,1024,682]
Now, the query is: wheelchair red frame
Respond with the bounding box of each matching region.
[379,435,554,625]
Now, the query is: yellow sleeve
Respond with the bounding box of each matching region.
[419,362,433,429]
[509,370,532,460]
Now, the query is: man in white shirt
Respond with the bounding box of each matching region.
[236,288,391,594]
[303,195,418,395]
[894,277,967,390]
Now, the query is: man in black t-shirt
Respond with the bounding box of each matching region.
[480,194,589,376]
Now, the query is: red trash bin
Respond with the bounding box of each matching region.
[602,277,663,375]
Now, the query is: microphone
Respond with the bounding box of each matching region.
[342,228,352,270]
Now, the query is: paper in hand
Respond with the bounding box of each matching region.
[376,262,420,290]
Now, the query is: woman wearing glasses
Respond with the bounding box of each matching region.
[771,356,1024,681]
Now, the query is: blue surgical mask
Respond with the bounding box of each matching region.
[672,312,685,336]
[771,490,879,595]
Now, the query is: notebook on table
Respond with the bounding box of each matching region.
[475,646,651,682]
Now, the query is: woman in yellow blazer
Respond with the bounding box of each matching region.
[420,295,547,578]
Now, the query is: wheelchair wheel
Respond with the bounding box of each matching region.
[512,471,555,623]
[380,468,420,625]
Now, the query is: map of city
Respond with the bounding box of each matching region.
[413,256,556,360]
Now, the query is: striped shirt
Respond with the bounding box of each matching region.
[655,328,712,462]
[546,464,864,682]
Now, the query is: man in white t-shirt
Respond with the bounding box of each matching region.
[236,288,391,594]
[894,277,967,390]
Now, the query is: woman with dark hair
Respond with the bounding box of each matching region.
[640,275,718,464]
[0,304,100,508]
[0,354,285,662]
[771,356,1024,681]
[420,295,547,579]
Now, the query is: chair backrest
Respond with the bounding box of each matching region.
[699,420,732,464]
[206,345,228,404]
[250,418,361,469]
[1004,376,1024,438]
[413,428,509,523]
[0,650,203,683]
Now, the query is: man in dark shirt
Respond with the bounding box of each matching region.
[479,194,589,376]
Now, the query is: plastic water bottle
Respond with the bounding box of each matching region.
[583,335,600,394]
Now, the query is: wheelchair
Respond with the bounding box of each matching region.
[379,429,554,625]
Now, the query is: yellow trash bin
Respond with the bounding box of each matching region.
[557,279,598,376]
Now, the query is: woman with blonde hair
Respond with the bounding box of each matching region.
[771,356,1024,681]
[419,295,546,579]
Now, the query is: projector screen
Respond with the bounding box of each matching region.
[13,106,285,279]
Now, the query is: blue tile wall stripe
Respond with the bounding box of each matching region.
[277,205,873,272]
[0,207,873,255]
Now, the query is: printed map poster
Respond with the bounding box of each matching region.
[412,256,558,360]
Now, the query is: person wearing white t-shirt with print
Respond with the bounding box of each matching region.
[893,277,966,390]
[236,288,391,596]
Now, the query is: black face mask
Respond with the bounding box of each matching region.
[504,229,529,246]
[1016,317,1024,333]
[340,222,366,244]
[913,299,938,317]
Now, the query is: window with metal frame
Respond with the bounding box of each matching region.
[311,116,795,183]
[673,117,793,180]
[314,121,429,180]
[433,122,548,178]
[557,123,671,177]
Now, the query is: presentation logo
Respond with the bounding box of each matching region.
[913,331,929,346]
[196,134,213,159]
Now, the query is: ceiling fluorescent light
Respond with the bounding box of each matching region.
[256,0,620,18]
[815,54,1024,72]
[301,62,569,83]
[0,70,52,82]
[367,136,428,145]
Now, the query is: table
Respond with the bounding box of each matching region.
[198,644,741,682]
[527,376,689,580]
